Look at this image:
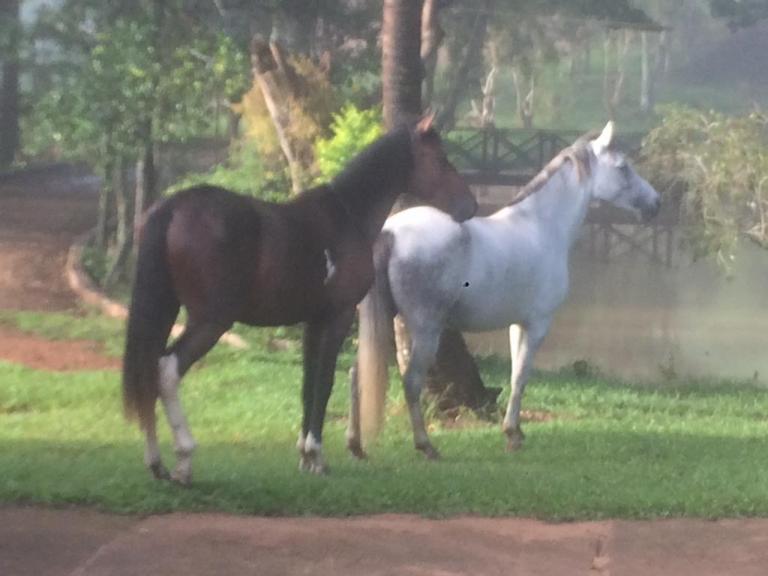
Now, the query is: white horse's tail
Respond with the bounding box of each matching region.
[358,232,396,442]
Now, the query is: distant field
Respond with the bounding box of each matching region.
[2,310,768,519]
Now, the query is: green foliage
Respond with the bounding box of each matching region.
[3,310,768,518]
[314,104,383,182]
[166,140,290,202]
[23,4,248,167]
[641,105,768,265]
[235,54,337,187]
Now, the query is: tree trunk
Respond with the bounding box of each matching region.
[426,331,501,411]
[251,37,314,193]
[602,31,612,119]
[512,67,534,129]
[640,31,658,114]
[610,30,632,116]
[381,0,497,417]
[603,30,632,120]
[96,135,115,252]
[142,130,157,208]
[0,0,21,168]
[655,30,669,80]
[420,0,443,106]
[435,0,493,131]
[227,109,241,143]
[382,0,423,129]
[104,160,132,289]
[132,157,146,256]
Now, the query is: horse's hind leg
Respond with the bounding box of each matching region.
[503,320,550,451]
[160,318,232,485]
[144,303,179,481]
[145,412,170,480]
[403,330,441,459]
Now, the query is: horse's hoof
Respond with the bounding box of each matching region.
[299,453,329,475]
[347,440,367,460]
[417,444,440,461]
[170,468,192,487]
[149,461,171,481]
[309,461,329,475]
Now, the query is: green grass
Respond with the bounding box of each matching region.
[2,310,768,519]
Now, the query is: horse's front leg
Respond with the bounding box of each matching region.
[503,321,550,451]
[402,331,441,460]
[300,308,356,475]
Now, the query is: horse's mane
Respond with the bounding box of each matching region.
[331,126,412,195]
[506,131,599,207]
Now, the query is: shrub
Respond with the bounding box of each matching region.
[314,104,383,181]
[641,105,768,265]
[165,140,289,202]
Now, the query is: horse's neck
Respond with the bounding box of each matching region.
[332,157,411,242]
[503,162,592,250]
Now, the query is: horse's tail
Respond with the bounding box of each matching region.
[358,232,397,442]
[122,201,178,431]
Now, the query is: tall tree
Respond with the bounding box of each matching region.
[0,0,20,168]
[378,0,499,418]
[382,0,423,128]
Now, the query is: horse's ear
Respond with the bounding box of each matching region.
[593,121,615,153]
[415,109,437,135]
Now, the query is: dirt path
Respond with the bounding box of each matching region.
[3,506,768,576]
[0,166,99,311]
[0,166,117,370]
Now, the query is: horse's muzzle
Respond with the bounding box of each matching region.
[640,196,662,222]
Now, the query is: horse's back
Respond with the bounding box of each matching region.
[383,207,468,331]
[384,206,465,255]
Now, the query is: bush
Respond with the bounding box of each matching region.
[314,104,383,181]
[165,140,290,202]
[641,105,768,265]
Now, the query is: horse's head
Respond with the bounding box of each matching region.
[406,112,478,222]
[589,122,661,222]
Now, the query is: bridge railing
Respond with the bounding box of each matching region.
[445,126,645,186]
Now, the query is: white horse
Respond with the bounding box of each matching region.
[346,122,661,459]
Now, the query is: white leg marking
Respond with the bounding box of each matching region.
[296,431,307,453]
[299,432,326,475]
[144,434,161,467]
[304,432,322,454]
[158,354,196,483]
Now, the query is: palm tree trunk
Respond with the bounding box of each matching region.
[381,0,496,417]
[382,0,423,129]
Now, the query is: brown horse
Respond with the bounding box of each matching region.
[122,116,477,483]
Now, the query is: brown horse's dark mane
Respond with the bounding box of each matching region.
[330,126,414,207]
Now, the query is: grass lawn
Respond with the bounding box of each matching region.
[2,310,768,519]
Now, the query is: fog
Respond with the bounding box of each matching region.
[467,231,768,383]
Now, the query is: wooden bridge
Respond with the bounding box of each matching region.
[445,126,646,186]
[446,126,678,267]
